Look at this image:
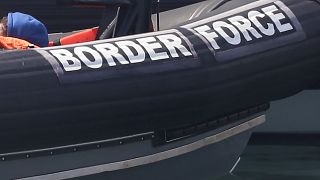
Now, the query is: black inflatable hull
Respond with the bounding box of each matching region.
[0,0,319,178]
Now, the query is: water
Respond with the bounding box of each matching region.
[219,145,320,180]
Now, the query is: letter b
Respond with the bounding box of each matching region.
[50,49,81,72]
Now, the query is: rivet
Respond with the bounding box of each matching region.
[141,137,144,141]
[26,154,30,158]
[73,148,77,152]
[1,157,5,161]
[119,141,123,145]
[97,145,101,148]
[50,152,54,155]
[151,135,155,138]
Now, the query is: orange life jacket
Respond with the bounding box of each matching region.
[49,27,98,46]
[0,36,38,50]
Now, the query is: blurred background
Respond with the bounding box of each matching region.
[0,0,203,33]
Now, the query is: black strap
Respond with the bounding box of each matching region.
[53,39,62,46]
[96,7,118,40]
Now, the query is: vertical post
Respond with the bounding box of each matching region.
[113,0,152,37]
[157,0,160,31]
[135,0,152,33]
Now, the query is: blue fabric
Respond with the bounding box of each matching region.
[7,12,48,47]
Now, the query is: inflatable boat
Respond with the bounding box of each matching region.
[0,0,319,179]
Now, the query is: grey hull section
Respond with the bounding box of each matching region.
[74,130,251,180]
[0,115,265,180]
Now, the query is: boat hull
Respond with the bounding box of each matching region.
[0,0,319,153]
[0,0,319,178]
[0,114,265,180]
